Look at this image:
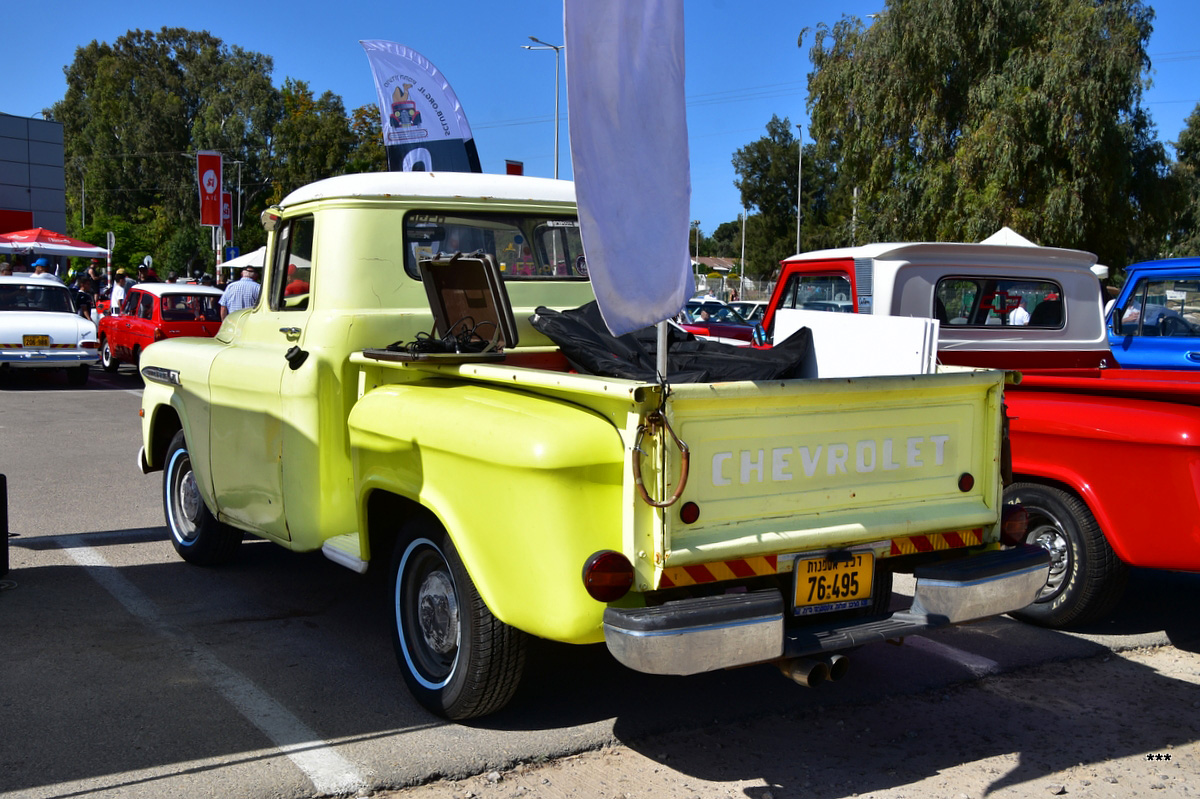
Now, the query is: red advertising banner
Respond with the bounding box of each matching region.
[221,192,233,241]
[197,151,223,226]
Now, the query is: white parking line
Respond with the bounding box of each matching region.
[905,635,1002,677]
[62,541,367,796]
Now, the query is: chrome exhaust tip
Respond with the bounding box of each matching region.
[822,653,850,681]
[779,657,830,687]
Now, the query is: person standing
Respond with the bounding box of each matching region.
[110,269,129,314]
[219,267,261,318]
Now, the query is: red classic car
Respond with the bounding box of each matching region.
[98,284,225,371]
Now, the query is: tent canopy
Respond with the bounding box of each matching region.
[221,246,266,269]
[0,227,108,258]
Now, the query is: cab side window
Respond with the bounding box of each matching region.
[139,292,155,319]
[1119,278,1200,337]
[269,215,315,312]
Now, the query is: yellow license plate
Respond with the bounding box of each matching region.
[793,552,874,616]
[23,335,50,347]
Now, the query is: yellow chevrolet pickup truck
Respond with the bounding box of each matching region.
[137,172,1047,719]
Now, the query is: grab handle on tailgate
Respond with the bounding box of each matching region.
[632,411,690,508]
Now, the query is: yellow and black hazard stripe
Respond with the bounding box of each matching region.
[888,528,982,555]
[656,528,985,589]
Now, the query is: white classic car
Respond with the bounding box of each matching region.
[0,276,99,386]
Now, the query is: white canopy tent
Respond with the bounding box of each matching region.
[220,246,266,269]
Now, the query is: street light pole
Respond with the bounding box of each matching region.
[523,36,564,179]
[795,124,803,254]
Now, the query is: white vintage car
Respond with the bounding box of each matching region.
[0,275,99,386]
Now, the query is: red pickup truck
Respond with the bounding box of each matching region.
[764,232,1200,628]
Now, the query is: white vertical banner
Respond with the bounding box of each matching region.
[565,0,693,336]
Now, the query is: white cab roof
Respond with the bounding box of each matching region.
[280,172,577,209]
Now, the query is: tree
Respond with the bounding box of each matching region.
[1171,104,1200,256]
[732,115,802,277]
[267,79,355,203]
[52,28,280,274]
[348,104,387,174]
[805,0,1170,267]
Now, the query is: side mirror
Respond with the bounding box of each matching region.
[1111,307,1125,335]
[753,323,768,346]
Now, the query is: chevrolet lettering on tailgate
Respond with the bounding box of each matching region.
[712,434,951,486]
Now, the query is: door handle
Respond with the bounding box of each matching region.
[279,327,301,336]
[1186,352,1200,363]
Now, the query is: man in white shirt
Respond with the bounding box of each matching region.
[110,269,129,314]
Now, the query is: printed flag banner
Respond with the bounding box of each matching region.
[565,0,693,336]
[197,151,223,227]
[360,40,481,173]
[221,192,233,242]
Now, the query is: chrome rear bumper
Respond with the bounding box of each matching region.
[603,544,1050,675]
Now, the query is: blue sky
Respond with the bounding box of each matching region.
[6,1,1199,235]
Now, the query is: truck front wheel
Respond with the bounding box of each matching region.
[1006,482,1127,628]
[390,524,526,719]
[164,430,242,566]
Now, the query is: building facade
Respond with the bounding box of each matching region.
[0,112,65,234]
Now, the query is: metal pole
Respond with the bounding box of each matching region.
[553,48,561,180]
[524,37,565,180]
[740,210,746,298]
[1,474,8,577]
[795,125,802,254]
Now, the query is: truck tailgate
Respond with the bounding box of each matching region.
[657,369,1006,568]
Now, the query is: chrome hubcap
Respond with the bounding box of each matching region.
[417,570,459,655]
[1029,522,1070,599]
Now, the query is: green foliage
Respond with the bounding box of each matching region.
[732,115,799,276]
[1170,104,1200,256]
[804,0,1171,267]
[48,27,383,278]
[267,79,355,204]
[348,104,388,174]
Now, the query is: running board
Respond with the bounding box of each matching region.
[321,533,368,574]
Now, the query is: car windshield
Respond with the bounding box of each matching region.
[0,284,76,314]
[686,302,750,324]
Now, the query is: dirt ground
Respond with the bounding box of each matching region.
[370,646,1200,799]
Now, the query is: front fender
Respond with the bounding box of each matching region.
[350,380,627,644]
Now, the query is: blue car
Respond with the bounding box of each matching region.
[1107,257,1200,369]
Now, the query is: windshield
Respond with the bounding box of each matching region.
[404,212,588,281]
[685,301,751,324]
[0,283,77,314]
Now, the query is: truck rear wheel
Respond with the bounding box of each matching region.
[390,523,526,719]
[1006,482,1127,628]
[164,430,242,566]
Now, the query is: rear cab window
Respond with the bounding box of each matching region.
[403,213,589,281]
[935,277,1065,328]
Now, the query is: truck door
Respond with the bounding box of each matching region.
[1111,277,1200,369]
[207,216,315,538]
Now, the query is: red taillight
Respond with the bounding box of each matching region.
[679,501,700,524]
[958,473,975,492]
[582,550,635,602]
[1000,504,1029,547]
[154,329,166,342]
